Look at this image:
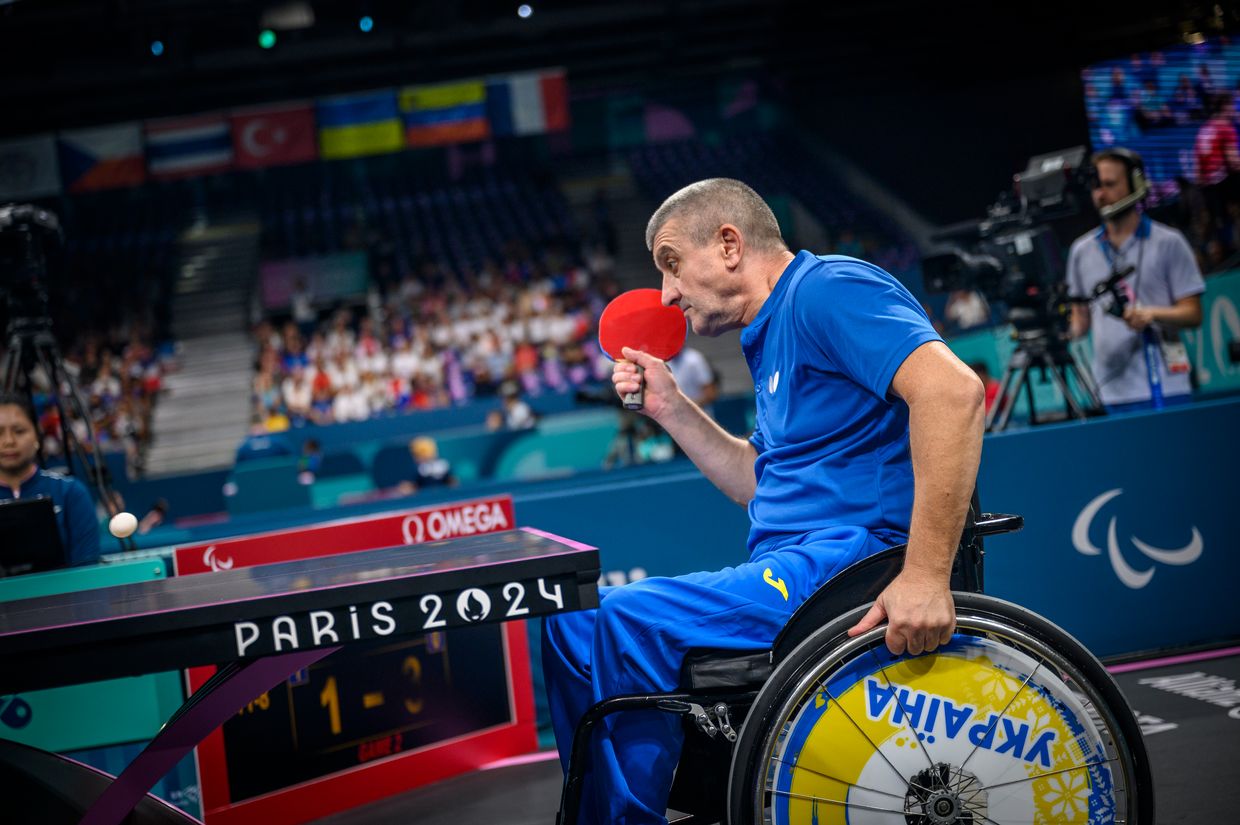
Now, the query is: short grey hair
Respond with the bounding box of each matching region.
[645,178,786,253]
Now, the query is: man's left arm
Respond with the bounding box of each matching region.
[847,341,985,655]
[1125,229,1205,332]
[1123,294,1203,331]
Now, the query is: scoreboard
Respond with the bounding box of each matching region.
[174,495,538,825]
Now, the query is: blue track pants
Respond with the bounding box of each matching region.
[543,524,891,824]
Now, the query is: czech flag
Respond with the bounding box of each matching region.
[58,123,145,192]
[317,91,404,160]
[400,80,490,147]
[487,69,569,137]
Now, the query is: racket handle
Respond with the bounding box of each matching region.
[623,364,645,410]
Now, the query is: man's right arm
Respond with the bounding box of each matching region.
[615,346,757,505]
[657,395,757,505]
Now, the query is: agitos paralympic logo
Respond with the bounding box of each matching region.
[1071,488,1203,589]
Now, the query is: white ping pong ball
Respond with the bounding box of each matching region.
[110,511,138,538]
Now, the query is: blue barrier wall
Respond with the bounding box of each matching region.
[128,398,1239,660]
[978,396,1239,657]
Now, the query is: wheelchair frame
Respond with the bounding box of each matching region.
[555,511,1152,825]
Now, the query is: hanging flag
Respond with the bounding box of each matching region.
[317,91,403,160]
[399,80,490,147]
[487,69,570,137]
[231,102,318,169]
[58,123,145,192]
[0,135,61,200]
[145,114,234,179]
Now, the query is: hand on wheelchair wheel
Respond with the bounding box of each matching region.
[846,568,956,656]
[731,593,1153,825]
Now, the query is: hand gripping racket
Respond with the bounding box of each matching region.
[598,288,687,410]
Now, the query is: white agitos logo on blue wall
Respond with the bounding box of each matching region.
[1071,489,1203,589]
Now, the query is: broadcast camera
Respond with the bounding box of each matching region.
[921,147,1106,430]
[921,146,1090,336]
[0,203,62,325]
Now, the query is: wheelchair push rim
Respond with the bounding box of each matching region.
[729,594,1152,825]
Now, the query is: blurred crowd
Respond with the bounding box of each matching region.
[0,325,170,475]
[1166,173,1240,274]
[251,248,618,430]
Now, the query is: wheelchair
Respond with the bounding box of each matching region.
[556,510,1154,824]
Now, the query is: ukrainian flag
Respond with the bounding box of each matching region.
[400,81,490,147]
[317,91,404,160]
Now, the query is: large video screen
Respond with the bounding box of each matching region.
[1082,36,1240,205]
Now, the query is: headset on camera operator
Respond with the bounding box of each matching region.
[1067,147,1205,413]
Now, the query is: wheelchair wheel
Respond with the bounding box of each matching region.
[728,592,1152,824]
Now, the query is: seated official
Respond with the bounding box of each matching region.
[0,393,101,566]
[396,436,458,495]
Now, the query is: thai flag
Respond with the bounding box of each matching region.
[145,114,234,179]
[487,69,569,137]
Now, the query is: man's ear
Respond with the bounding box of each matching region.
[719,224,743,268]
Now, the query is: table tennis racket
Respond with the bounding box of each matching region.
[598,288,686,410]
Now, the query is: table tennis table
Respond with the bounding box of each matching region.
[0,527,599,825]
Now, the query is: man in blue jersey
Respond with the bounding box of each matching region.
[543,179,985,824]
[0,392,101,566]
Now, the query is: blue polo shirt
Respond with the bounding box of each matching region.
[740,251,941,555]
[0,468,101,566]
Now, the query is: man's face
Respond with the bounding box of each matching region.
[0,405,38,477]
[650,218,737,337]
[1091,158,1132,215]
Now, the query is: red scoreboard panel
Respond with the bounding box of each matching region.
[173,495,537,825]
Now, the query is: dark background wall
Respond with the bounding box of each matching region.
[1,0,1232,223]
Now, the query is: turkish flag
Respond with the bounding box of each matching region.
[230,102,318,169]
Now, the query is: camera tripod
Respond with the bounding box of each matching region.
[2,314,120,512]
[986,326,1105,432]
[1,202,130,548]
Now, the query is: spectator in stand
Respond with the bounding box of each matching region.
[290,277,317,338]
[325,351,359,393]
[332,381,370,422]
[1169,73,1205,124]
[1134,80,1171,131]
[1194,92,1240,187]
[668,347,719,413]
[263,406,291,432]
[282,366,312,422]
[310,386,335,425]
[325,310,356,357]
[488,381,536,431]
[253,367,281,413]
[944,289,991,333]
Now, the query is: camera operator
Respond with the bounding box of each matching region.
[1067,147,1205,413]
